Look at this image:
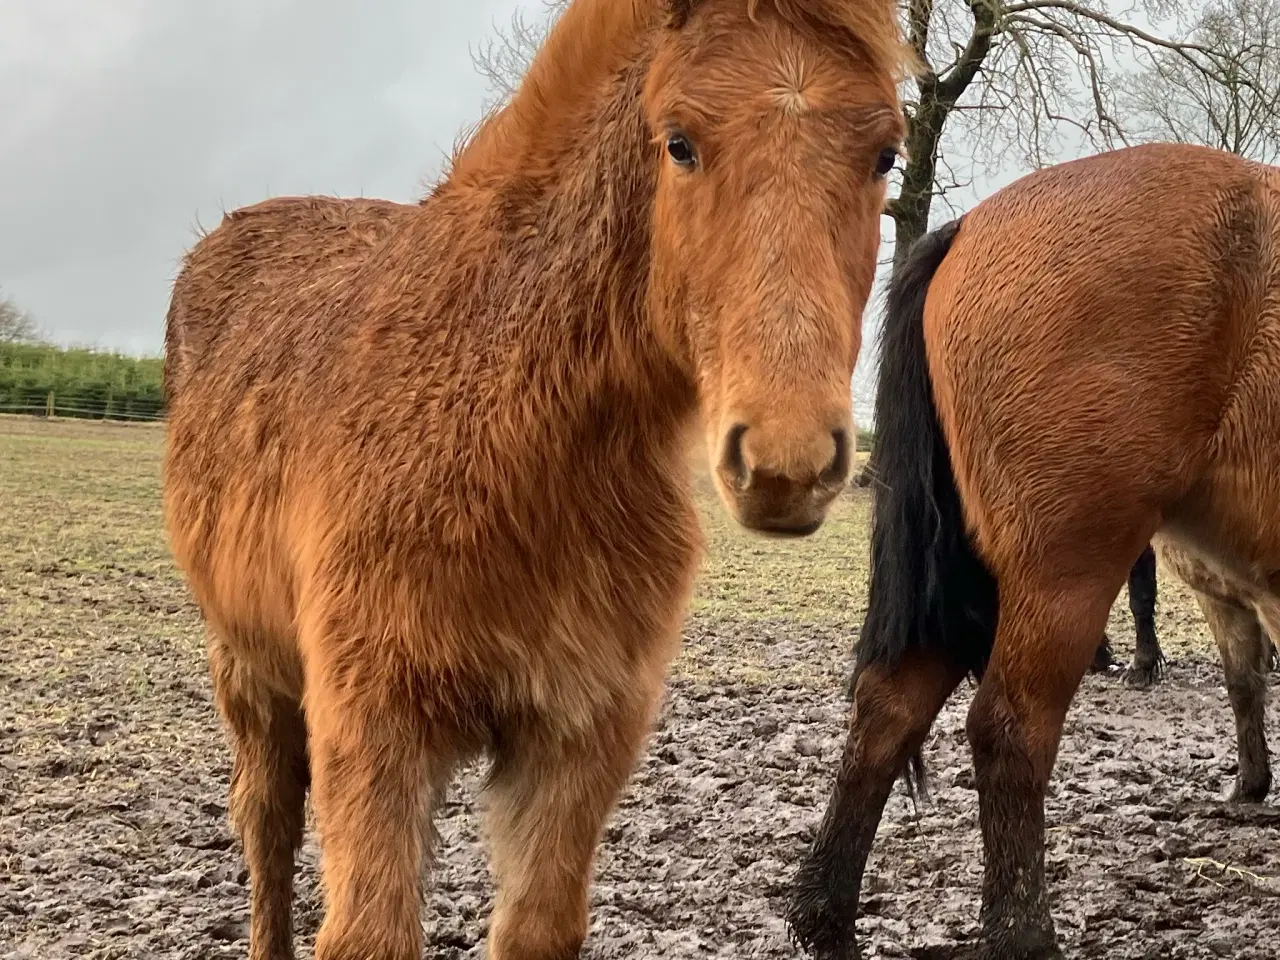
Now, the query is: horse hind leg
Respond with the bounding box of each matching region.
[788,649,965,959]
[1258,603,1280,673]
[1089,633,1116,674]
[1089,545,1160,680]
[1123,544,1165,688]
[209,633,309,960]
[966,572,1123,960]
[1195,590,1272,803]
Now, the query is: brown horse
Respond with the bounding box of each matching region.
[788,142,1280,960]
[161,1,909,957]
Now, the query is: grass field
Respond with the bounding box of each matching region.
[3,414,1274,960]
[0,413,1221,662]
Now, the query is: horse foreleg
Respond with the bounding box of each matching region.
[1195,590,1272,803]
[483,678,664,960]
[1124,545,1165,688]
[787,649,964,960]
[966,576,1118,960]
[307,658,446,960]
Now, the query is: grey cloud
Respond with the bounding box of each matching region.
[0,0,525,353]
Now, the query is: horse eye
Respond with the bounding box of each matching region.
[666,133,697,167]
[874,147,898,178]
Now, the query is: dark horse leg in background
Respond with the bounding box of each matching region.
[1124,544,1165,685]
[1090,544,1165,686]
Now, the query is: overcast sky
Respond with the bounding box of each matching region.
[1,0,1084,367]
[0,0,534,354]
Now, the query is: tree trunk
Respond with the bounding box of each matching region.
[891,90,948,274]
[892,0,996,271]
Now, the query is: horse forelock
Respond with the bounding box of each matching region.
[677,0,912,80]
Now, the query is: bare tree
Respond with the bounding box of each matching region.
[0,291,42,344]
[471,1,569,112]
[884,0,1268,269]
[866,0,1280,418]
[1123,0,1280,161]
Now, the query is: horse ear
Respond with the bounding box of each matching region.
[666,0,696,28]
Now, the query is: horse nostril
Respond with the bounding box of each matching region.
[719,422,750,490]
[821,428,851,486]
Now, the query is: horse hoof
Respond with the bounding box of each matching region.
[1122,658,1165,689]
[977,944,1064,960]
[977,921,1062,960]
[785,898,862,960]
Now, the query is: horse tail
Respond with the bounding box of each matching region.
[856,216,999,792]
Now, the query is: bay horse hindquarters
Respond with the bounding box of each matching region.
[789,142,1280,960]
[164,1,912,959]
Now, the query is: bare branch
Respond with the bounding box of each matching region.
[1003,0,1217,57]
[936,0,998,103]
[1122,0,1280,162]
[908,0,937,66]
[470,0,568,111]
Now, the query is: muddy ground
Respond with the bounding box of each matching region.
[2,417,1278,959]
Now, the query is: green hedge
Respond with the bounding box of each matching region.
[0,341,884,435]
[0,342,164,421]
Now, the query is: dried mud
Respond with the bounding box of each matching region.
[4,612,1278,959]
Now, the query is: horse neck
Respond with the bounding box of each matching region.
[439,57,695,463]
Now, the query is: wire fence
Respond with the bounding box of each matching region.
[0,395,873,434]
[1,342,165,423]
[0,394,165,422]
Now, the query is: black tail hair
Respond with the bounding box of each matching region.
[855,217,999,796]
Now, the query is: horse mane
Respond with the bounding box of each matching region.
[447,0,909,187]
[448,0,656,186]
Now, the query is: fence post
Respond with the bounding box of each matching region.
[46,391,55,417]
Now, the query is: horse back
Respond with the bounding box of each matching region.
[164,195,412,400]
